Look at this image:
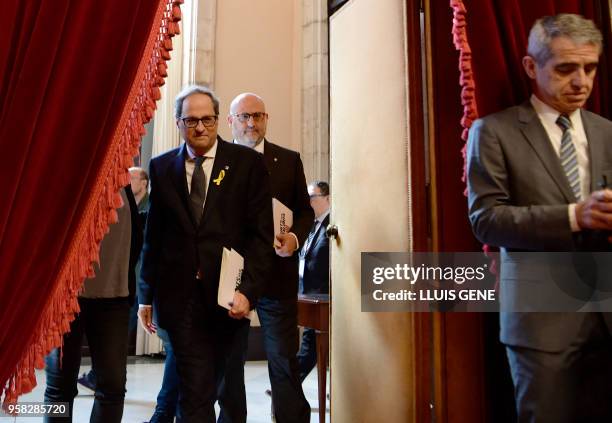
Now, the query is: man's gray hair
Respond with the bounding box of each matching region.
[527,14,602,66]
[175,84,220,118]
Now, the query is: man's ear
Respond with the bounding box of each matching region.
[522,56,537,79]
[227,115,233,127]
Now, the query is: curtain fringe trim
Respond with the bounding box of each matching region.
[1,0,182,410]
[450,1,498,274]
[450,0,479,190]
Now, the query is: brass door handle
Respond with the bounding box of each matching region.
[326,224,339,239]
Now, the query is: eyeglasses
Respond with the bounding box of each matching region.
[180,115,218,128]
[231,112,267,123]
[309,194,327,199]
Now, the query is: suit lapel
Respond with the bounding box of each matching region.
[582,110,607,191]
[263,140,282,197]
[200,139,228,226]
[169,145,197,227]
[315,215,330,245]
[305,215,329,258]
[518,102,576,203]
[263,140,276,174]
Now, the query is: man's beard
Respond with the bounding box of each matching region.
[238,135,263,148]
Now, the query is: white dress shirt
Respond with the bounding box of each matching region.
[185,139,218,203]
[531,94,589,231]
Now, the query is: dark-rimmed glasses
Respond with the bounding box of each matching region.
[231,112,268,123]
[180,115,218,128]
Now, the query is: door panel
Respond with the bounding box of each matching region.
[329,0,417,421]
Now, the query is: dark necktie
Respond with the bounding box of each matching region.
[556,114,581,201]
[300,220,318,259]
[190,156,206,225]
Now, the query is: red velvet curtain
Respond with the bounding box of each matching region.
[452,0,612,143]
[0,0,182,406]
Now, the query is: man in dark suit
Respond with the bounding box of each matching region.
[297,180,330,382]
[222,92,313,423]
[467,14,612,422]
[138,85,274,423]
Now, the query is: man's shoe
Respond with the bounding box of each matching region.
[148,410,175,423]
[76,373,96,392]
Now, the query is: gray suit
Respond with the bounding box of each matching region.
[467,101,612,422]
[467,100,612,351]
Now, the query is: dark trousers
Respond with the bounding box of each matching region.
[506,313,612,423]
[216,319,249,423]
[149,326,180,423]
[296,327,317,382]
[258,297,310,423]
[128,295,139,337]
[166,289,249,423]
[44,297,129,423]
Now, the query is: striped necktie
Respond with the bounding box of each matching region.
[300,220,318,258]
[190,156,206,225]
[556,114,581,201]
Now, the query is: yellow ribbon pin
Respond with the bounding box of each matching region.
[213,169,225,186]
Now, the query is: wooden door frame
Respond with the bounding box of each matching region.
[409,0,488,422]
[404,1,433,422]
[326,1,487,421]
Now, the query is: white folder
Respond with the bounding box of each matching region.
[218,247,259,323]
[272,198,293,246]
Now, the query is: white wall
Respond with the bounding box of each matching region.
[213,0,302,151]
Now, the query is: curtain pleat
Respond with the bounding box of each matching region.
[0,0,183,408]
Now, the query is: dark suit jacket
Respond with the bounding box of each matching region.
[300,214,330,294]
[139,140,274,328]
[467,100,612,352]
[125,185,143,305]
[262,140,314,299]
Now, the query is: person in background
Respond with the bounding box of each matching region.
[220,92,313,423]
[129,166,150,213]
[45,185,142,423]
[131,168,180,423]
[77,166,151,393]
[296,181,330,382]
[129,165,180,423]
[128,166,150,336]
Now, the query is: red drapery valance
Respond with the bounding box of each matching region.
[451,0,610,148]
[449,0,612,259]
[0,0,182,407]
